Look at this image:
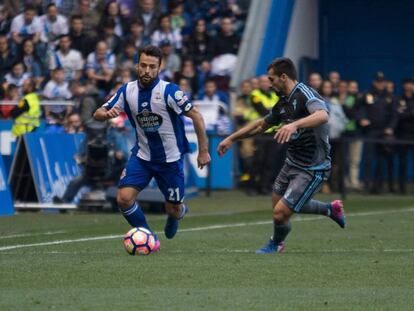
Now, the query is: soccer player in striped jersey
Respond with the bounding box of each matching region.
[218,57,346,254]
[94,46,211,250]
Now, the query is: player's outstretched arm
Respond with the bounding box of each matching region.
[217,118,270,156]
[93,107,120,121]
[185,107,211,169]
[274,109,329,144]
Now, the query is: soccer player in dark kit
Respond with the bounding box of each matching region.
[218,57,346,253]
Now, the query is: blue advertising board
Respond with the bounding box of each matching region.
[186,132,233,189]
[23,133,85,202]
[0,155,14,215]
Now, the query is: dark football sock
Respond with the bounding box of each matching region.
[299,200,331,216]
[272,221,292,245]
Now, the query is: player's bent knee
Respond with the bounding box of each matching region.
[117,189,138,209]
[272,201,292,224]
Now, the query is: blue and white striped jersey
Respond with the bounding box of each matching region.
[102,78,193,163]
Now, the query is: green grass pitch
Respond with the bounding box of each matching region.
[1,191,414,310]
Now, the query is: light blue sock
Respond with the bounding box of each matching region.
[121,202,150,230]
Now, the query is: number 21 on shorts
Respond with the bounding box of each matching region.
[168,187,180,201]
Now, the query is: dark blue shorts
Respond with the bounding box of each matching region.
[118,154,185,203]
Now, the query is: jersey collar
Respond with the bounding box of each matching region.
[287,82,300,101]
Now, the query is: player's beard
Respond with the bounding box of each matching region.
[139,73,157,87]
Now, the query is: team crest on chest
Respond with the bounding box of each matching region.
[136,109,163,132]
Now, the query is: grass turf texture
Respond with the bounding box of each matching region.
[1,191,414,310]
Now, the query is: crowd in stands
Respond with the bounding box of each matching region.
[0,0,248,133]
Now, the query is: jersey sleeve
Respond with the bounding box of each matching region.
[264,105,281,125]
[102,84,126,111]
[306,98,329,114]
[165,83,192,115]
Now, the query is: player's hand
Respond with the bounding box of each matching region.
[197,151,211,169]
[217,138,233,156]
[274,123,298,144]
[106,107,120,119]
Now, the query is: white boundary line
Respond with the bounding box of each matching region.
[0,230,67,239]
[1,207,414,252]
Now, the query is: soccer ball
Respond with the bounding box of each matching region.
[123,227,157,255]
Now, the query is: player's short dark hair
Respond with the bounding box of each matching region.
[139,45,162,66]
[24,4,37,12]
[267,57,297,80]
[46,3,57,10]
[71,14,82,21]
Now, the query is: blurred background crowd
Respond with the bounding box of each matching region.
[0,0,413,197]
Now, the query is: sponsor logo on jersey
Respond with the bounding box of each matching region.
[175,90,184,100]
[136,109,163,132]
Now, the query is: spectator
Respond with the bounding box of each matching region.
[174,58,199,98]
[99,1,129,37]
[168,1,192,36]
[395,78,414,194]
[193,78,231,134]
[136,0,162,44]
[209,16,240,58]
[18,38,44,88]
[65,111,84,133]
[158,39,181,81]
[198,76,228,105]
[107,114,133,181]
[0,34,16,79]
[177,77,192,100]
[10,78,41,137]
[43,0,77,17]
[196,60,212,97]
[0,5,12,35]
[124,20,146,49]
[151,14,182,51]
[385,80,395,95]
[69,15,95,58]
[184,18,212,65]
[98,19,123,55]
[116,66,133,84]
[85,41,116,93]
[359,72,398,193]
[42,68,73,130]
[233,79,256,192]
[69,80,99,124]
[49,34,84,82]
[40,3,69,49]
[117,40,138,76]
[322,80,347,193]
[308,72,322,91]
[0,83,18,119]
[10,5,43,56]
[3,61,31,95]
[328,70,340,96]
[196,0,232,35]
[249,75,281,194]
[74,0,100,38]
[340,80,363,191]
[249,76,259,90]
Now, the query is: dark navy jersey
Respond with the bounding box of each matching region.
[264,82,331,170]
